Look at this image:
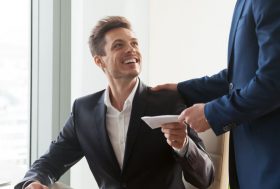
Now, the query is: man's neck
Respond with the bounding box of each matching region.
[108,78,138,111]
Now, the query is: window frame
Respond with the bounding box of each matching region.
[31,0,71,184]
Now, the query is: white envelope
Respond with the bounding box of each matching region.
[141,115,179,129]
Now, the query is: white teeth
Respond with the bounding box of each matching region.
[124,59,136,64]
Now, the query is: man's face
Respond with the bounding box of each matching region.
[96,28,142,81]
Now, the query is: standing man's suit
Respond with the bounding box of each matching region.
[15,82,214,189]
[178,0,280,188]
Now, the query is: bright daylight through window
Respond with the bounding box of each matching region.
[0,0,30,187]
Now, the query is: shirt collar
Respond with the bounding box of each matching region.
[104,78,139,110]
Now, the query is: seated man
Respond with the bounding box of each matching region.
[15,16,214,189]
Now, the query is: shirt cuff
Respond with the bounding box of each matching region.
[22,180,38,189]
[173,139,189,157]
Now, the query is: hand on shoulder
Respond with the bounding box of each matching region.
[151,83,178,91]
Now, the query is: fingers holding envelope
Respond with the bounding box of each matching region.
[161,122,188,149]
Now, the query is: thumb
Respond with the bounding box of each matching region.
[178,108,188,122]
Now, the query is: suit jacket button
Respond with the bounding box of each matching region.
[223,123,237,131]
[223,125,231,131]
[229,83,234,90]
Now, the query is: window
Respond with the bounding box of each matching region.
[0,0,30,186]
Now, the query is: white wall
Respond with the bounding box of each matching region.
[148,0,236,85]
[71,0,236,188]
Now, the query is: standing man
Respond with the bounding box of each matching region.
[155,0,280,188]
[15,16,214,189]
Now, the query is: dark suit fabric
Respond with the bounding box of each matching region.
[178,0,280,188]
[15,82,214,189]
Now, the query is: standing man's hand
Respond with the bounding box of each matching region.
[161,122,188,149]
[179,103,210,133]
[25,181,49,189]
[151,83,178,91]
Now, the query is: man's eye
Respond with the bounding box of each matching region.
[114,43,123,48]
[132,42,138,47]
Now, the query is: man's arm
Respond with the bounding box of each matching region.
[15,102,84,189]
[152,69,228,106]
[204,0,280,135]
[179,127,214,188]
[177,69,229,106]
[161,123,214,188]
[148,88,214,188]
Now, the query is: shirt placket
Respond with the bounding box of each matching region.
[118,111,125,168]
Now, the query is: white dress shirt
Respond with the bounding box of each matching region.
[104,79,139,169]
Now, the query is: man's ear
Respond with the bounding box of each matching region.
[94,55,104,67]
[94,55,105,72]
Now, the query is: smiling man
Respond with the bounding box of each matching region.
[15,16,214,189]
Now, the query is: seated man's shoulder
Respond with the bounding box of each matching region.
[147,87,182,100]
[145,87,186,113]
[74,89,105,106]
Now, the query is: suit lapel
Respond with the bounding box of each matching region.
[122,81,148,171]
[93,93,121,175]
[228,0,246,64]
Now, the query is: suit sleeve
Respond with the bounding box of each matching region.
[161,91,215,188]
[150,89,215,188]
[175,127,215,189]
[177,69,229,106]
[14,101,84,189]
[205,0,280,135]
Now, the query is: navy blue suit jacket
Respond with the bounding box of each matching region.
[15,82,214,189]
[178,0,280,188]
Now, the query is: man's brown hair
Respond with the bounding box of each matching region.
[89,16,132,57]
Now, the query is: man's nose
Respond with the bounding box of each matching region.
[125,44,136,53]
